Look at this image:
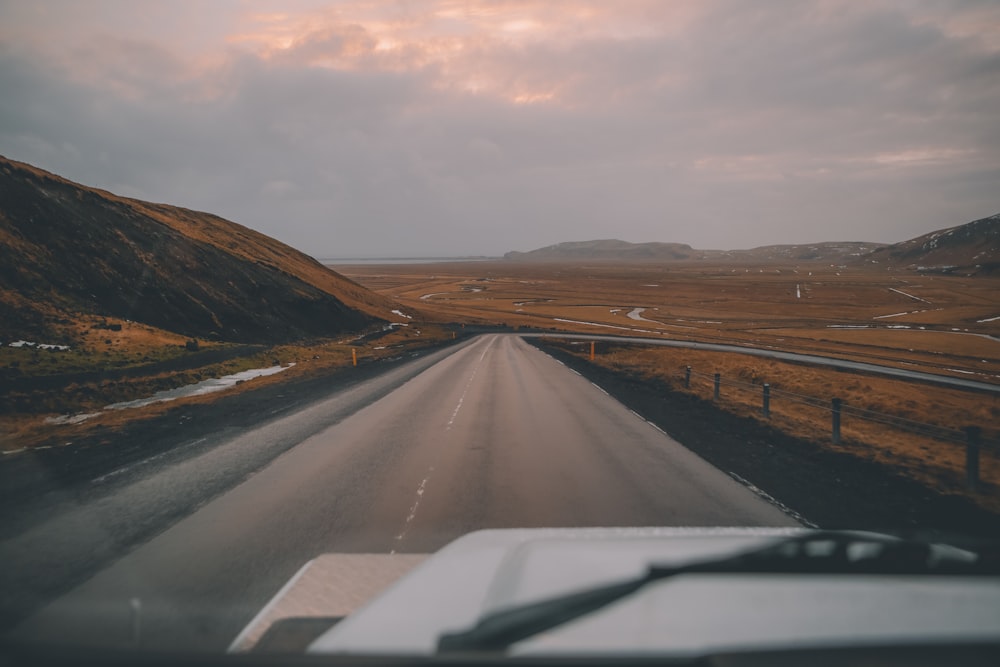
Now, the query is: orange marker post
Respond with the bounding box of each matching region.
[352,348,357,367]
[590,341,595,361]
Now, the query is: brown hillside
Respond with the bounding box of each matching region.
[863,213,1000,274]
[0,156,395,344]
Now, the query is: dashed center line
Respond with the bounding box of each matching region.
[392,468,433,553]
[394,338,496,553]
[446,339,493,431]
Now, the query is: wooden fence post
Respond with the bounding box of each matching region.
[831,398,842,444]
[762,383,770,418]
[713,373,721,400]
[685,366,691,388]
[966,426,981,493]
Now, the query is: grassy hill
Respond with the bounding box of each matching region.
[0,156,397,345]
[862,213,1000,274]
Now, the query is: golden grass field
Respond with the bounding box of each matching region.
[0,321,454,452]
[337,259,1000,510]
[339,260,1000,383]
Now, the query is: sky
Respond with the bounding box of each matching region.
[1,1,998,258]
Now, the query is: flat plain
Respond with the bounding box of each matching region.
[338,260,1000,381]
[337,259,1000,508]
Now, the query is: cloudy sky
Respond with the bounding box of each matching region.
[1,1,998,257]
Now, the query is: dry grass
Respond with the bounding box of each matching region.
[0,323,454,452]
[338,261,1000,384]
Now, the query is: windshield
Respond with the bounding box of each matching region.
[1,0,999,660]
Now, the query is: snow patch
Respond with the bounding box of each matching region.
[978,315,1000,323]
[44,413,99,425]
[8,340,71,350]
[391,309,413,319]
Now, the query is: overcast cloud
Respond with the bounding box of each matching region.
[1,0,998,257]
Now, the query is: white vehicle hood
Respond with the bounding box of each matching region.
[291,527,1000,656]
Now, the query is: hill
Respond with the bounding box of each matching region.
[505,239,880,263]
[861,213,1000,274]
[0,156,395,344]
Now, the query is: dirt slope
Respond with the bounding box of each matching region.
[0,156,395,343]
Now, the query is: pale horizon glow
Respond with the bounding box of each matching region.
[1,1,998,257]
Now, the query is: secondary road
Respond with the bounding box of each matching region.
[519,332,1000,394]
[7,335,796,652]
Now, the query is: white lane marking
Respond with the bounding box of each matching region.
[629,409,644,420]
[396,471,431,540]
[646,421,668,436]
[91,437,208,484]
[727,471,817,528]
[591,382,609,396]
[445,338,493,431]
[394,338,497,552]
[571,369,582,376]
[392,466,436,553]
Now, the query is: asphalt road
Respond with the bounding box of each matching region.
[6,335,796,652]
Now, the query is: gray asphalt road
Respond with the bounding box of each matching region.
[8,335,796,652]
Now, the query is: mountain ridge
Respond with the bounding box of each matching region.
[504,238,882,262]
[505,213,999,272]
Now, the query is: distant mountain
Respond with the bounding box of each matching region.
[0,156,395,344]
[505,239,694,261]
[505,239,881,263]
[700,242,884,262]
[862,213,1000,274]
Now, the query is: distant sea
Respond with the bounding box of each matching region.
[320,257,498,265]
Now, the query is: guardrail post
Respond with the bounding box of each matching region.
[685,366,691,388]
[831,398,842,444]
[762,383,771,418]
[713,373,721,400]
[966,426,981,493]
